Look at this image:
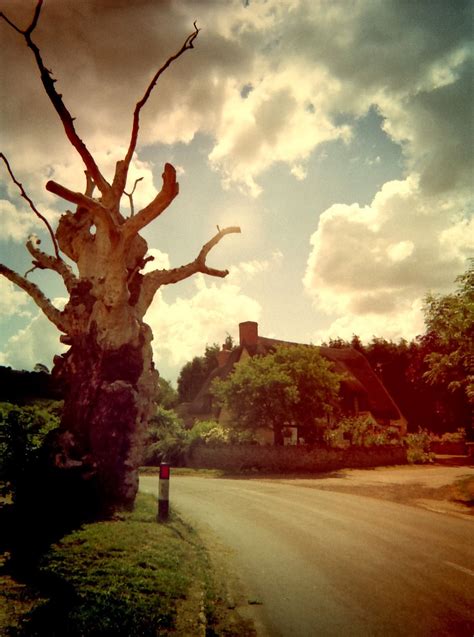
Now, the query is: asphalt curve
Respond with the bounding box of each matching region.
[140,475,474,636]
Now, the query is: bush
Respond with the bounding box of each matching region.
[431,428,466,443]
[188,420,257,447]
[404,428,435,464]
[323,416,400,449]
[143,407,188,466]
[0,401,61,500]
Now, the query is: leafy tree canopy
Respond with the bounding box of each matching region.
[422,260,474,404]
[212,345,341,444]
[177,335,235,403]
[157,377,178,409]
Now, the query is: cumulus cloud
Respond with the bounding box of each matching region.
[0,199,40,242]
[0,306,67,370]
[0,279,32,317]
[145,276,261,370]
[141,248,171,273]
[304,175,473,341]
[1,0,471,198]
[228,250,283,285]
[1,0,472,355]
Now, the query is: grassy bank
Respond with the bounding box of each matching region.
[1,493,239,636]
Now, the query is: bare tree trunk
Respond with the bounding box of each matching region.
[55,324,157,510]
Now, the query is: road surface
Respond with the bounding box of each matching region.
[140,470,473,636]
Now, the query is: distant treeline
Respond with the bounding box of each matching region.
[0,366,62,404]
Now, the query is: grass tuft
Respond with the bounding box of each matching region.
[7,494,206,636]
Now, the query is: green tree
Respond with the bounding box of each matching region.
[157,377,178,409]
[422,262,474,405]
[177,336,235,403]
[212,345,341,445]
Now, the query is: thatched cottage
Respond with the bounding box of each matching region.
[185,321,407,443]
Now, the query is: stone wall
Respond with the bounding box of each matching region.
[187,444,407,472]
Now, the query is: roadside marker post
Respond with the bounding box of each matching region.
[158,462,170,522]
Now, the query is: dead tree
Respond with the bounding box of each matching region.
[0,1,240,513]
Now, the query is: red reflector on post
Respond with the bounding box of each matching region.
[160,463,170,480]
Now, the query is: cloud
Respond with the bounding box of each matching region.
[1,0,471,199]
[141,248,170,273]
[304,175,473,341]
[0,279,32,317]
[228,250,283,285]
[0,308,67,371]
[0,199,40,242]
[1,0,472,358]
[0,271,261,376]
[145,275,261,371]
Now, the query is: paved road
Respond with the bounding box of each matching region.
[140,472,474,636]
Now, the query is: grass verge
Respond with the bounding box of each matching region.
[449,475,474,506]
[1,494,220,636]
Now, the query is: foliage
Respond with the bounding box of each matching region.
[430,428,466,443]
[404,429,435,464]
[212,345,341,444]
[187,420,257,447]
[143,415,257,468]
[177,344,221,403]
[177,336,235,403]
[0,365,62,404]
[421,261,474,404]
[323,328,471,435]
[157,377,178,409]
[323,416,400,448]
[143,407,188,466]
[0,401,61,499]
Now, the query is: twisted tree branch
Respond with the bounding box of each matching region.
[46,180,115,232]
[138,226,241,312]
[26,234,77,291]
[112,22,199,199]
[0,263,67,331]
[0,1,110,196]
[0,152,60,258]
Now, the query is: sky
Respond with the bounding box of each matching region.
[0,0,473,383]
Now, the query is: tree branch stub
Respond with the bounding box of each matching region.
[123,163,179,238]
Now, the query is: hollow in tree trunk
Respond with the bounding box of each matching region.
[0,3,240,515]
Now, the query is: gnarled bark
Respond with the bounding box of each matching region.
[0,3,239,514]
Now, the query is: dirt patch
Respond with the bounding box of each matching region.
[308,479,474,517]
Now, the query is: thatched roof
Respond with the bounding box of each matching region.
[188,331,403,423]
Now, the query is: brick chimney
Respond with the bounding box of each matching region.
[239,321,258,346]
[216,347,232,367]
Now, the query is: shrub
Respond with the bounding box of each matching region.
[431,428,466,443]
[323,416,400,448]
[143,407,188,466]
[404,428,435,464]
[188,420,257,447]
[0,401,61,500]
